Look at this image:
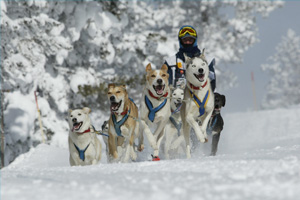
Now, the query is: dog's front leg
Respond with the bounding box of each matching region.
[187,115,208,143]
[164,123,173,159]
[182,119,192,159]
[153,119,168,157]
[211,132,220,156]
[140,119,158,151]
[136,122,144,152]
[108,132,118,160]
[122,139,131,163]
[200,110,214,141]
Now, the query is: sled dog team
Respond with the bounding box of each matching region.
[68,52,226,166]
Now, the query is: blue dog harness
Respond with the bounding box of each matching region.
[189,89,210,117]
[169,116,182,137]
[207,115,218,134]
[74,143,90,161]
[145,95,167,122]
[112,108,130,137]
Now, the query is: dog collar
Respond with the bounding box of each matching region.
[77,128,91,135]
[148,90,168,100]
[189,81,207,90]
[113,107,128,116]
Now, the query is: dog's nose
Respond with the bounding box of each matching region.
[157,79,162,85]
[110,96,115,102]
[72,118,77,123]
[198,68,204,74]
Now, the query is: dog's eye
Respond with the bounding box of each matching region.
[181,93,184,95]
[70,115,73,118]
[202,63,205,66]
[108,92,112,95]
[192,65,196,68]
[116,91,121,93]
[151,74,156,78]
[78,113,81,116]
[162,74,166,77]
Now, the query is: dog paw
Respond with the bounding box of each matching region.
[113,152,118,159]
[138,144,144,152]
[200,137,208,143]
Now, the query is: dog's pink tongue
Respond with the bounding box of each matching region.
[156,86,164,95]
[157,89,163,95]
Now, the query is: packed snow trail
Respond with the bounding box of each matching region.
[2,107,300,200]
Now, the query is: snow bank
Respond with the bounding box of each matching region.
[1,106,300,200]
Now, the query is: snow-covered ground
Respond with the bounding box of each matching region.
[1,106,300,200]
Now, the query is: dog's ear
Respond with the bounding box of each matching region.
[108,83,115,89]
[221,95,226,107]
[146,63,152,73]
[200,48,207,63]
[184,53,192,66]
[161,64,168,72]
[120,84,127,92]
[82,107,91,114]
[179,82,186,90]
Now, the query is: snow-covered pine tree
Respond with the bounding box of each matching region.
[1,0,72,165]
[261,29,300,109]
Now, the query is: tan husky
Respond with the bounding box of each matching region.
[107,84,143,163]
[181,50,215,159]
[140,64,171,161]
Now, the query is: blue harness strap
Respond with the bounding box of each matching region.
[169,116,182,137]
[207,115,218,134]
[189,90,210,117]
[112,108,130,137]
[145,95,167,122]
[74,143,90,161]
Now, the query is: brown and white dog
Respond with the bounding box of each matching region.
[68,107,102,166]
[181,50,215,158]
[140,63,171,161]
[107,84,143,163]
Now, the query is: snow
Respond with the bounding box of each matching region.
[2,106,300,200]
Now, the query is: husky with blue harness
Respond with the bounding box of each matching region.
[107,84,143,163]
[181,50,215,159]
[68,107,102,166]
[140,63,171,161]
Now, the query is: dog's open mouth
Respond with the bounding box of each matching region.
[73,122,83,131]
[194,73,205,82]
[110,100,122,111]
[153,85,165,95]
[175,102,182,109]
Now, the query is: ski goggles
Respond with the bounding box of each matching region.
[178,27,197,38]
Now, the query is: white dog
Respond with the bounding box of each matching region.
[68,107,102,166]
[181,50,215,158]
[140,63,171,161]
[164,85,185,159]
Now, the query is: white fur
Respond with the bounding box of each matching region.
[68,107,102,166]
[140,64,171,158]
[164,87,185,159]
[181,53,215,159]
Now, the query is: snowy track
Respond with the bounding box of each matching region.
[2,107,300,200]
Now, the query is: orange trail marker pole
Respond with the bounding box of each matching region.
[34,91,45,143]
